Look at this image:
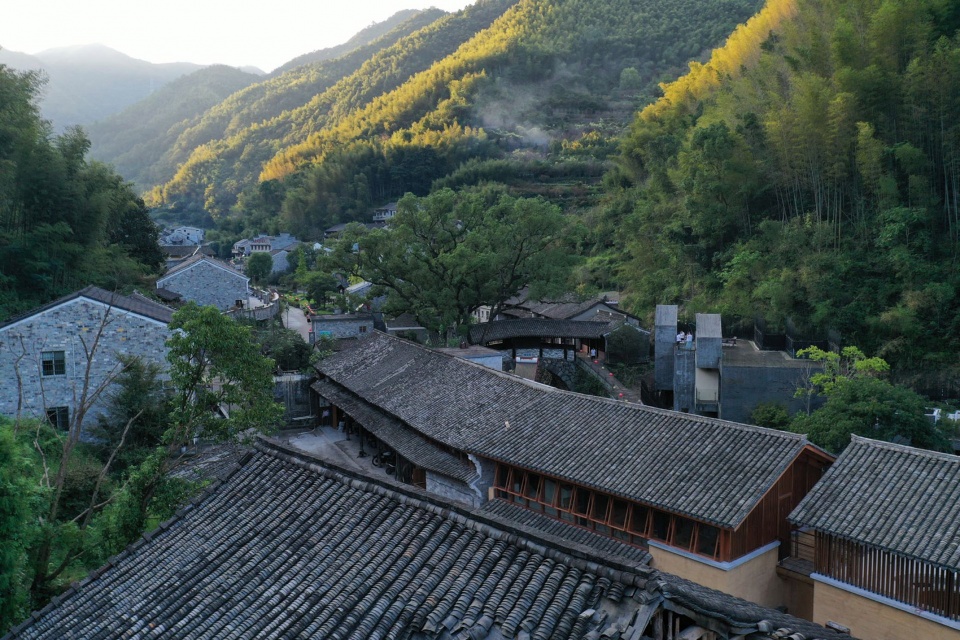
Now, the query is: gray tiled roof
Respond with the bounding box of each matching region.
[5,439,851,640]
[468,318,616,343]
[158,254,246,281]
[313,379,477,483]
[317,332,819,528]
[790,436,960,569]
[0,285,174,329]
[482,498,653,565]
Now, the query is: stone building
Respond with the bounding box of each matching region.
[0,286,173,430]
[156,254,249,312]
[309,313,376,343]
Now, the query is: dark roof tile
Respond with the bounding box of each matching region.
[317,332,818,528]
[790,436,960,568]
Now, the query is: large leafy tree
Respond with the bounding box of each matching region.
[327,187,575,335]
[791,347,950,453]
[245,252,273,284]
[166,303,283,447]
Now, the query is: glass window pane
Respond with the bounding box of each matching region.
[652,511,670,541]
[542,478,557,505]
[697,525,720,557]
[610,500,629,528]
[673,518,695,549]
[591,494,609,521]
[629,506,649,534]
[524,473,541,500]
[573,488,591,515]
[510,469,522,494]
[559,484,574,510]
[496,465,509,487]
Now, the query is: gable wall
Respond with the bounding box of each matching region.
[0,298,170,428]
[160,262,248,311]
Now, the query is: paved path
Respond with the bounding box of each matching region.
[576,353,644,404]
[283,304,311,342]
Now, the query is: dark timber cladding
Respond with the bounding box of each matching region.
[316,332,833,560]
[791,436,960,621]
[5,439,853,640]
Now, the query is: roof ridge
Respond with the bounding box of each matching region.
[850,434,960,462]
[354,332,813,443]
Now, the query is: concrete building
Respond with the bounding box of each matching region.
[0,286,173,431]
[156,254,249,312]
[655,305,823,422]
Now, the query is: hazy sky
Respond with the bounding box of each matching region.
[3,1,476,72]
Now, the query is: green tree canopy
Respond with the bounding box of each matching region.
[245,252,273,284]
[326,187,576,334]
[166,304,283,447]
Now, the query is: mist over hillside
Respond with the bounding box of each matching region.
[0,44,208,130]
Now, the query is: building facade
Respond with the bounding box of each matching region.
[156,255,250,312]
[0,287,173,430]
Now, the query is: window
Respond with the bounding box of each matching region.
[41,351,66,376]
[696,524,720,557]
[46,406,69,430]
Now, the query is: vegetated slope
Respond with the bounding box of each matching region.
[0,44,202,130]
[271,9,422,76]
[606,0,960,384]
[155,0,762,238]
[87,65,261,190]
[117,8,448,195]
[155,0,520,216]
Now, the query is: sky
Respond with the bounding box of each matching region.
[2,0,476,72]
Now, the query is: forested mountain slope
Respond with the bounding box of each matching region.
[152,0,763,239]
[604,0,960,387]
[0,45,203,131]
[0,67,165,319]
[87,65,261,191]
[270,9,422,76]
[90,9,445,191]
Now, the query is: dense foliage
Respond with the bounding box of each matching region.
[142,0,762,240]
[0,65,164,320]
[602,0,960,392]
[324,188,575,334]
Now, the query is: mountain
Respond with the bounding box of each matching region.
[0,44,204,130]
[147,0,763,236]
[86,65,262,190]
[604,0,960,384]
[270,9,423,76]
[91,8,448,192]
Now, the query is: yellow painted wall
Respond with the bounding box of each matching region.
[784,576,814,621]
[813,579,960,640]
[648,544,787,608]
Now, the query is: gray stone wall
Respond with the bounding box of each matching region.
[427,472,480,507]
[0,298,170,429]
[159,261,248,311]
[311,317,375,342]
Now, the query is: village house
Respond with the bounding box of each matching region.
[0,286,173,431]
[785,436,960,639]
[2,437,853,640]
[159,226,205,245]
[231,232,299,258]
[372,201,398,222]
[308,312,376,343]
[311,331,835,611]
[156,254,250,312]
